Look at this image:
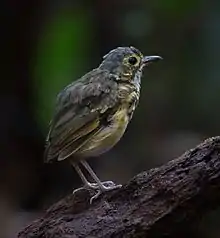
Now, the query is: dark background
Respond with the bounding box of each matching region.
[2,0,220,237]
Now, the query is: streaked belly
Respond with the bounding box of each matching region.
[78,107,129,157]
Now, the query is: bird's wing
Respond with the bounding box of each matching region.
[44,69,119,162]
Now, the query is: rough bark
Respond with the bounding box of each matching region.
[18,136,220,238]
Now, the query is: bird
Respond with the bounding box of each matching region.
[44,46,162,203]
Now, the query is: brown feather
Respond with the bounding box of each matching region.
[44,69,119,162]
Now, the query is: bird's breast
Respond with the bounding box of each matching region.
[118,83,140,119]
[77,83,139,157]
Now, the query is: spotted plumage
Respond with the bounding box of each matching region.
[45,46,162,203]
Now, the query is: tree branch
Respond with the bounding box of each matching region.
[18,137,220,238]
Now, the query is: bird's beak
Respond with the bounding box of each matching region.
[142,55,163,66]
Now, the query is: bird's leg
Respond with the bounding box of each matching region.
[70,161,98,189]
[80,160,122,203]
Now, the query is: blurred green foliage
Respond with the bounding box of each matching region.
[153,0,202,17]
[33,9,92,127]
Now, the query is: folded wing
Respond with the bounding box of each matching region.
[44,69,119,162]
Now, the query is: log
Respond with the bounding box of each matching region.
[18,136,220,238]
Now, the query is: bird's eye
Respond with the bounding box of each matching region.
[128,56,138,65]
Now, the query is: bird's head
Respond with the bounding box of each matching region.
[99,46,162,81]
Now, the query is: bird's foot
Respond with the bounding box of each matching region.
[72,186,85,195]
[86,180,117,189]
[72,181,122,204]
[73,181,116,192]
[89,182,122,204]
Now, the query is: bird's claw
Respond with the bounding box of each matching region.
[73,181,122,204]
[89,183,122,204]
[85,180,117,189]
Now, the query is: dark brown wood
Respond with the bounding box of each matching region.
[18,137,220,238]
